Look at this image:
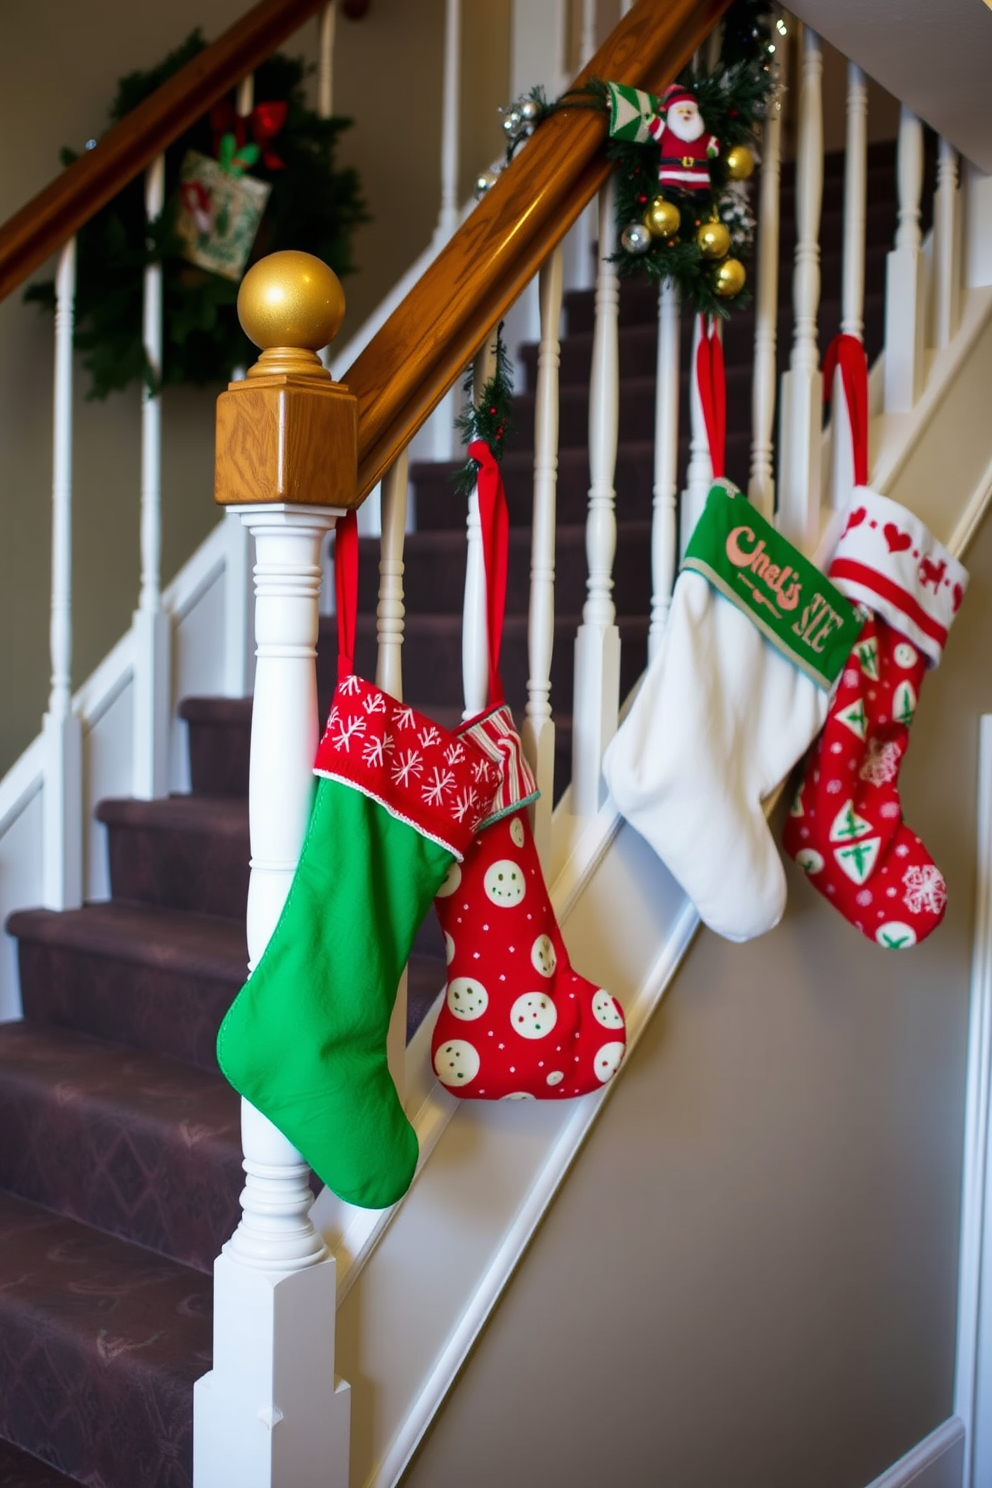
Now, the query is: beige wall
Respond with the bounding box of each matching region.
[401,521,991,1485]
[0,0,509,776]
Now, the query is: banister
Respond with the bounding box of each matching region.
[0,0,329,304]
[345,0,730,502]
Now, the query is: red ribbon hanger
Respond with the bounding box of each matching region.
[210,100,288,171]
[822,333,869,487]
[695,314,726,480]
[468,438,509,709]
[335,508,359,682]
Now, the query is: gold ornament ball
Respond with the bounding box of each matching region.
[643,195,681,239]
[725,144,755,181]
[714,257,747,297]
[697,220,732,259]
[238,250,345,352]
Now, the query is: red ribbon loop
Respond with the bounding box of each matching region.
[823,333,869,488]
[468,438,509,708]
[335,508,359,682]
[695,315,726,479]
[210,100,288,170]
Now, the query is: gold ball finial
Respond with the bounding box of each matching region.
[238,251,345,378]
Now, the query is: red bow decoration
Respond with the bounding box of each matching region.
[823,333,869,487]
[180,179,213,233]
[210,100,288,171]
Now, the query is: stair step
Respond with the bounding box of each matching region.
[0,1189,210,1488]
[96,795,249,922]
[0,1022,242,1274]
[8,903,246,1073]
[0,1436,83,1486]
[359,520,652,616]
[316,611,648,718]
[178,696,251,798]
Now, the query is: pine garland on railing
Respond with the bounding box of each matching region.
[24,32,367,399]
[452,326,514,498]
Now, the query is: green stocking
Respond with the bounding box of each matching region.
[218,674,500,1210]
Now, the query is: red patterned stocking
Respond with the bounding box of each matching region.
[783,487,967,948]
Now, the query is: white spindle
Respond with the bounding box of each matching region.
[829,60,868,512]
[777,23,823,551]
[648,282,680,655]
[377,451,410,1095]
[522,245,564,864]
[680,314,714,553]
[42,237,83,912]
[571,180,621,816]
[132,153,171,800]
[564,0,598,294]
[318,2,336,119]
[462,341,497,720]
[934,136,962,350]
[748,33,786,520]
[224,513,255,697]
[884,105,925,412]
[194,506,349,1488]
[436,0,461,244]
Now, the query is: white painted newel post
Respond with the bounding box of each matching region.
[777,23,823,551]
[133,153,171,799]
[572,179,621,815]
[194,253,355,1488]
[43,236,83,912]
[884,105,925,413]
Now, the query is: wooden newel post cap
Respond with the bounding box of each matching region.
[215,250,359,509]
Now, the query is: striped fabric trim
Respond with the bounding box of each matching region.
[457,704,539,828]
[827,558,948,657]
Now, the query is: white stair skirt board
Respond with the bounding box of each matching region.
[862,1418,965,1488]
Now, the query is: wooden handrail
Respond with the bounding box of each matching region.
[345,0,730,501]
[0,0,328,304]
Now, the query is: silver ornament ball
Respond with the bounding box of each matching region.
[503,116,521,139]
[474,169,500,199]
[520,98,540,123]
[620,221,652,256]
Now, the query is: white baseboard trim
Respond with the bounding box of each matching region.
[863,1418,965,1488]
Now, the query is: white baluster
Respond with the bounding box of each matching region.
[571,180,621,816]
[377,451,410,1097]
[681,313,713,553]
[748,39,786,521]
[523,245,564,864]
[777,23,823,551]
[132,154,171,800]
[649,281,680,656]
[884,105,925,412]
[563,0,598,294]
[462,340,497,720]
[829,60,868,512]
[436,0,461,245]
[318,1,335,119]
[194,505,350,1488]
[42,237,83,912]
[934,136,962,350]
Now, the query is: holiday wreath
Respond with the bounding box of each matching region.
[26,31,367,398]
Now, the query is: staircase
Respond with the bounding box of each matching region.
[0,140,903,1486]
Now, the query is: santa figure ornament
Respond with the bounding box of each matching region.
[647,83,719,192]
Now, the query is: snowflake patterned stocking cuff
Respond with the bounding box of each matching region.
[431,786,627,1100]
[783,492,968,949]
[217,676,500,1209]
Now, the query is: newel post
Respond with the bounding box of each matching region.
[193,251,355,1488]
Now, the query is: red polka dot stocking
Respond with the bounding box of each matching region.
[431,783,626,1100]
[783,486,967,949]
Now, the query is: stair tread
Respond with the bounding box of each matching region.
[0,1436,82,1487]
[8,902,247,976]
[177,696,251,724]
[0,1189,209,1487]
[96,793,248,836]
[0,1022,242,1273]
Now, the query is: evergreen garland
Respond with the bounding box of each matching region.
[25,32,367,399]
[452,326,514,498]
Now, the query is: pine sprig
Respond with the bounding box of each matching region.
[24,35,367,399]
[452,326,514,498]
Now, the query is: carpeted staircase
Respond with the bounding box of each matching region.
[0,142,902,1487]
